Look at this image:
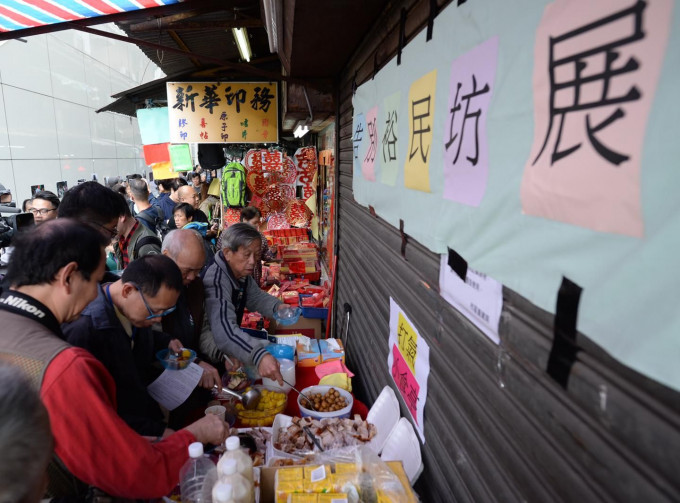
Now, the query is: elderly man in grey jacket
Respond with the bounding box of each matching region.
[204,223,287,383]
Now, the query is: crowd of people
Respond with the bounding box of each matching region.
[0,172,291,501]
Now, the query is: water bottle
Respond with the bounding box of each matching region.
[212,482,235,503]
[217,436,254,485]
[217,458,252,503]
[180,442,217,503]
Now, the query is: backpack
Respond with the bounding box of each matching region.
[221,161,246,208]
[133,235,162,258]
[134,207,164,236]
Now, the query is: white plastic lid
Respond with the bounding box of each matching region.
[188,442,204,458]
[225,436,241,451]
[220,458,237,475]
[213,483,233,502]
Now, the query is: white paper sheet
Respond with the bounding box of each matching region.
[387,298,430,443]
[438,255,503,345]
[147,362,203,411]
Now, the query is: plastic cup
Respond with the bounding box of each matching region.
[205,405,226,421]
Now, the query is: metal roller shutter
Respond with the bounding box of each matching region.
[332,0,680,501]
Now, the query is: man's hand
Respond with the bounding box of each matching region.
[223,355,244,373]
[184,414,228,445]
[168,338,183,353]
[197,361,221,389]
[258,353,283,385]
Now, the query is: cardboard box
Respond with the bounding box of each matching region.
[275,317,323,339]
[259,462,417,503]
[318,338,345,364]
[295,339,321,367]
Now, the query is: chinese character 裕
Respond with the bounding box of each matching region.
[445,75,490,166]
[533,1,645,166]
[383,110,398,162]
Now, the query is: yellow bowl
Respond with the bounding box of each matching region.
[235,385,287,427]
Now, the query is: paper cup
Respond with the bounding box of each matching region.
[205,405,226,422]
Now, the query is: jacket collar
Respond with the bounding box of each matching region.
[215,250,243,289]
[81,285,119,330]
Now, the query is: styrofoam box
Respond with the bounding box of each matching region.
[366,386,401,455]
[381,418,423,484]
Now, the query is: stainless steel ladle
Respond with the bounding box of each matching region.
[213,385,261,410]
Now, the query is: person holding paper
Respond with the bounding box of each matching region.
[204,223,288,384]
[0,220,228,500]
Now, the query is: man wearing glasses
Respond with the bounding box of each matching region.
[29,191,60,225]
[63,255,187,437]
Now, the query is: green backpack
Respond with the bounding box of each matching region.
[221,161,247,208]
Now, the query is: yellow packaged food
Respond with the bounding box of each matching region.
[303,464,333,493]
[277,467,304,482]
[332,463,357,475]
[317,493,348,503]
[333,474,357,493]
[288,494,318,503]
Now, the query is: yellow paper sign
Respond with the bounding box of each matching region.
[404,70,437,192]
[167,82,278,144]
[151,161,178,180]
[397,312,418,374]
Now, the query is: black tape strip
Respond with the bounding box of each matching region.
[397,8,407,66]
[458,0,467,5]
[399,219,408,259]
[373,53,378,80]
[352,71,358,96]
[447,247,468,281]
[427,0,438,41]
[546,277,583,388]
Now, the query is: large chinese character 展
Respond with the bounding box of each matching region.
[521,0,672,237]
[404,70,437,192]
[443,37,498,207]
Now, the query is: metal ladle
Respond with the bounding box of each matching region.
[281,378,317,412]
[213,385,261,410]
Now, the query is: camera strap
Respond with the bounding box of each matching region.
[0,289,63,337]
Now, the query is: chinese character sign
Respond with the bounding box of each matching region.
[380,92,401,187]
[444,37,498,207]
[388,297,430,442]
[167,82,278,144]
[521,0,672,237]
[352,113,367,176]
[404,70,437,192]
[361,106,378,182]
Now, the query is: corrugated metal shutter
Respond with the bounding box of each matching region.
[333,0,680,501]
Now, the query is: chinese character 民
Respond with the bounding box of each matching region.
[173,85,198,112]
[382,110,398,162]
[199,84,221,114]
[352,122,364,160]
[409,96,432,163]
[225,86,247,113]
[364,117,377,164]
[533,1,645,166]
[445,75,490,166]
[250,86,274,112]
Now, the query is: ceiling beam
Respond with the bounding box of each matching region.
[127,10,208,32]
[167,30,202,69]
[131,18,263,32]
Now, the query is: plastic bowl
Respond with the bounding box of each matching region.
[236,385,288,427]
[273,306,302,326]
[156,348,196,370]
[266,343,296,361]
[297,385,353,419]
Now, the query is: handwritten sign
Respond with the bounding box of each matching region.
[167,82,278,144]
[168,143,193,171]
[438,255,503,344]
[404,69,437,192]
[388,297,430,442]
[380,91,401,186]
[361,106,378,181]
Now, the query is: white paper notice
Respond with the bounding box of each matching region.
[147,362,203,410]
[387,298,430,443]
[439,255,503,344]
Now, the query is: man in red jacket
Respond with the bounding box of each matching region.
[0,219,228,500]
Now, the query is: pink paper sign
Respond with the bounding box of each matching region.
[361,106,378,181]
[443,36,499,206]
[521,0,672,237]
[391,344,420,423]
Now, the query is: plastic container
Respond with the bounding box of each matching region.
[179,442,217,503]
[265,343,295,361]
[262,358,295,393]
[297,385,353,419]
[235,385,287,427]
[299,294,329,319]
[212,482,234,503]
[218,436,254,485]
[156,348,196,370]
[273,306,302,326]
[217,458,252,503]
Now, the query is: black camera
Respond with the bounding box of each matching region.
[0,205,34,248]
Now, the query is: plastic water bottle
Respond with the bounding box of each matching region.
[217,436,254,485]
[217,458,251,503]
[212,482,235,503]
[180,442,217,503]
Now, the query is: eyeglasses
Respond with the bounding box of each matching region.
[91,221,118,238]
[129,282,176,320]
[178,266,203,278]
[29,208,56,215]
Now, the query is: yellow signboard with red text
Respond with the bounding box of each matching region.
[166,82,278,144]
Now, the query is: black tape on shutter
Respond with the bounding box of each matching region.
[447,247,468,281]
[546,277,583,389]
[397,8,407,65]
[427,0,439,41]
